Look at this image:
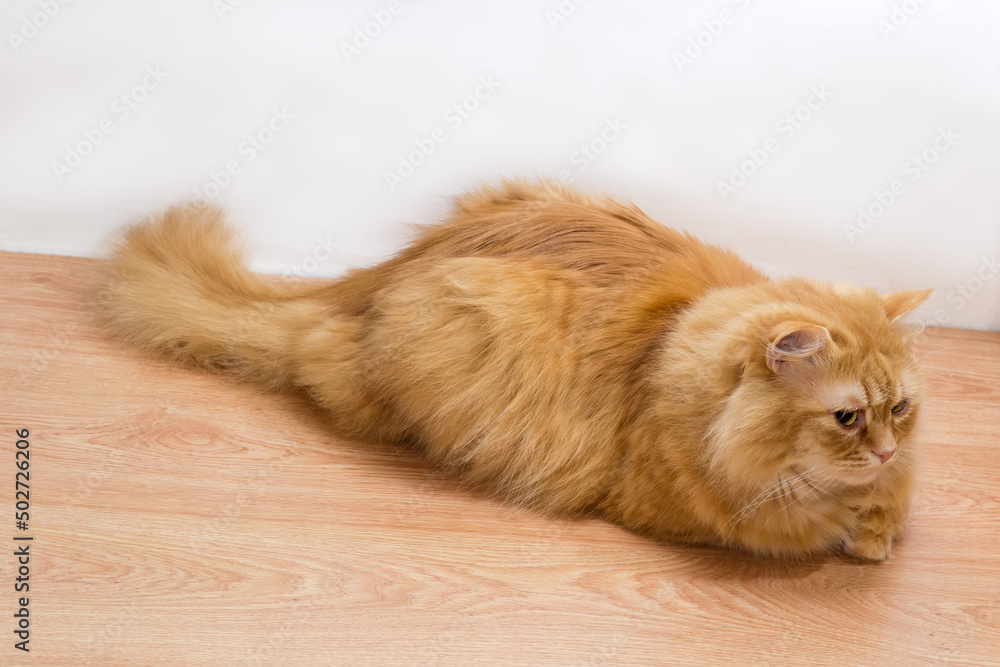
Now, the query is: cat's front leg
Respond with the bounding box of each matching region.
[841,501,907,561]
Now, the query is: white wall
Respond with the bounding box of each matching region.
[2,0,998,330]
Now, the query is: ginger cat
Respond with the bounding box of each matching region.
[99,181,930,560]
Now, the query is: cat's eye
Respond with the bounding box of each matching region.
[891,399,909,415]
[835,410,860,428]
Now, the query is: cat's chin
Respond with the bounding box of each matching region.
[837,466,884,488]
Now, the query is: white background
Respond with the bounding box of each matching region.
[2,0,998,330]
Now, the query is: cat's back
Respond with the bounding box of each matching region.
[417,180,700,280]
[331,181,764,315]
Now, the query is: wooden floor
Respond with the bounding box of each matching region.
[1,250,999,666]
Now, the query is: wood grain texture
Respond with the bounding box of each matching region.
[1,249,998,666]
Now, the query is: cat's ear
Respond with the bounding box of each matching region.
[765,322,831,374]
[881,289,933,322]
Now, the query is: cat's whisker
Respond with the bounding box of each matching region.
[754,467,838,538]
[914,366,956,384]
[725,465,820,541]
[728,472,802,522]
[725,492,785,544]
[792,468,837,504]
[912,347,956,364]
[728,466,814,526]
[889,451,916,476]
[726,481,786,530]
[777,470,841,532]
[917,368,954,380]
[757,475,832,536]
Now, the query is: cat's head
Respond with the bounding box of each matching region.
[702,281,932,492]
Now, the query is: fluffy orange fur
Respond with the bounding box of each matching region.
[98,181,931,560]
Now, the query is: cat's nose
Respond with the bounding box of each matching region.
[874,448,896,464]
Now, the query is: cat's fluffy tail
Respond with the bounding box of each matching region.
[98,203,325,389]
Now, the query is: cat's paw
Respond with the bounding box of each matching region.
[842,532,893,561]
[841,505,902,562]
